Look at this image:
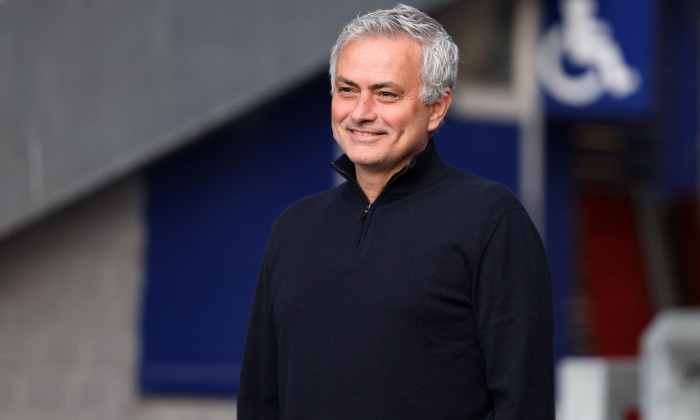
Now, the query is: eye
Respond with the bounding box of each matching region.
[336,86,355,95]
[377,91,399,102]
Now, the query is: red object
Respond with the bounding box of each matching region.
[577,190,654,356]
[624,408,640,420]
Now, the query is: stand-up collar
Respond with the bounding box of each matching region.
[330,139,449,201]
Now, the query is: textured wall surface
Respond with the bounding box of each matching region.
[0,0,451,239]
[0,175,237,419]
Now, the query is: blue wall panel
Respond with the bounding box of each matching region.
[541,0,658,118]
[437,117,520,195]
[142,75,335,395]
[661,0,698,198]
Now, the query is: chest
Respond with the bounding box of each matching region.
[269,198,486,338]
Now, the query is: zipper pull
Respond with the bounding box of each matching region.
[359,203,371,220]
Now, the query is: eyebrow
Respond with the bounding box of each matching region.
[336,76,402,91]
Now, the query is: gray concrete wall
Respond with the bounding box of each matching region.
[0,174,239,419]
[1,175,196,419]
[0,0,452,239]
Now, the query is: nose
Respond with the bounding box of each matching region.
[351,92,377,123]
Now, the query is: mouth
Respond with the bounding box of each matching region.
[347,127,386,139]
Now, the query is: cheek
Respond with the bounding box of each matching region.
[381,108,414,132]
[331,100,350,123]
[330,103,346,141]
[401,106,431,132]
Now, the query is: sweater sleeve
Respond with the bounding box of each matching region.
[237,245,280,419]
[474,208,554,419]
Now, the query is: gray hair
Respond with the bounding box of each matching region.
[329,3,459,105]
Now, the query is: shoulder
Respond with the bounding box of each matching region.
[279,184,343,218]
[441,170,545,256]
[268,184,345,238]
[438,163,524,220]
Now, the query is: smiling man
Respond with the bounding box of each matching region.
[330,34,450,203]
[238,4,554,419]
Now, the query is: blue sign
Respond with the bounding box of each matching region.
[537,0,657,117]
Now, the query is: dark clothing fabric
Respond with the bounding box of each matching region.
[238,140,554,419]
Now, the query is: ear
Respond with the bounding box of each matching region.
[427,87,453,133]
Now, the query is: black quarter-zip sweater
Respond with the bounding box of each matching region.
[238,140,554,419]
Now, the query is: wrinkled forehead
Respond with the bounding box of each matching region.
[338,34,424,73]
[336,36,423,76]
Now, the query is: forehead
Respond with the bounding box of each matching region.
[335,36,423,81]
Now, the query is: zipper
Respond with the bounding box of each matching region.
[331,162,411,259]
[330,161,374,259]
[330,161,411,213]
[359,203,371,220]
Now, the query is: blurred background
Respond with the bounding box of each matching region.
[0,0,698,418]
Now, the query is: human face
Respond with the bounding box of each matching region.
[331,36,450,178]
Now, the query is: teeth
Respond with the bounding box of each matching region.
[351,130,380,136]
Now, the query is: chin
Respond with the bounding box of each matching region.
[346,153,380,167]
[343,145,380,163]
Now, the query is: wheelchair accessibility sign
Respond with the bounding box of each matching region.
[537,0,656,116]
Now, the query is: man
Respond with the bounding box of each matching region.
[238,4,554,419]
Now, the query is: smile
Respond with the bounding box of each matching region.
[348,128,386,137]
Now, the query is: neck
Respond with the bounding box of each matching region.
[351,140,432,203]
[355,168,396,204]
